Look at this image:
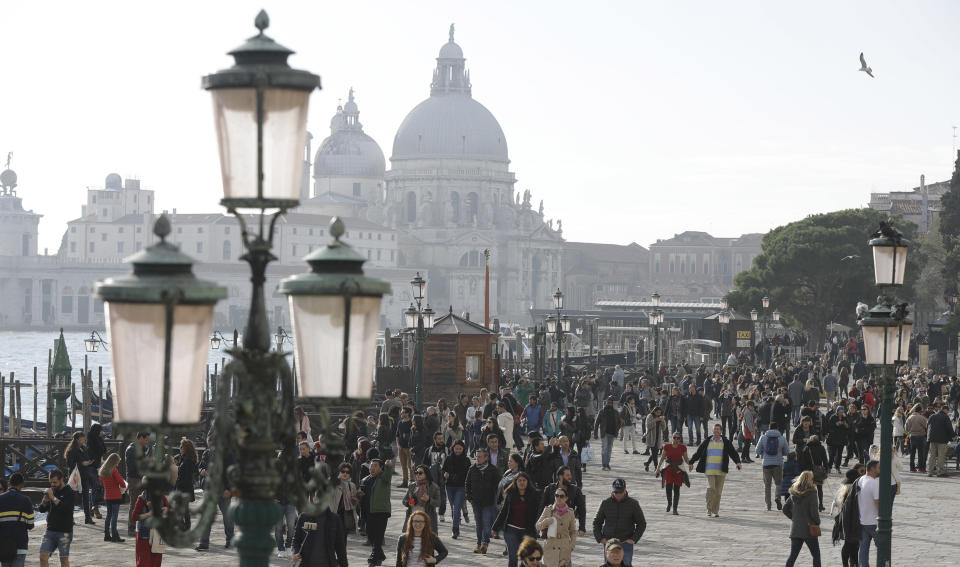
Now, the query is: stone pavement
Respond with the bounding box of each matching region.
[21,421,959,566]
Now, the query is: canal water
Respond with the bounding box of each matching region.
[0,330,238,425]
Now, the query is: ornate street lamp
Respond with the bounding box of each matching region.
[95,13,388,567]
[718,310,730,363]
[650,296,662,376]
[403,272,433,410]
[83,330,109,353]
[548,290,567,378]
[859,221,911,567]
[750,308,758,321]
[209,330,235,350]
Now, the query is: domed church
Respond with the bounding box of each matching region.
[382,25,563,322]
[307,25,563,324]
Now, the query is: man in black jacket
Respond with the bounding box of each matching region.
[464,448,502,554]
[540,466,586,537]
[38,469,73,567]
[689,424,742,518]
[525,437,555,490]
[592,478,645,566]
[0,473,34,564]
[291,508,347,567]
[680,385,703,445]
[926,404,956,476]
[594,397,622,471]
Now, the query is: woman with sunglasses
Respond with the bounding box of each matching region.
[330,464,359,534]
[644,407,668,472]
[535,484,577,566]
[656,432,690,515]
[395,510,448,567]
[492,472,542,567]
[517,536,545,567]
[403,466,442,533]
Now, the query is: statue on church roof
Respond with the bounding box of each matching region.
[522,189,531,208]
[449,23,455,42]
[538,200,544,216]
[557,219,562,232]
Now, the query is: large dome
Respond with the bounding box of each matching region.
[391,25,508,163]
[313,89,386,178]
[392,95,508,162]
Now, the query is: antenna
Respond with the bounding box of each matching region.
[954,126,957,154]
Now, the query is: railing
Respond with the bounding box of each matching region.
[1,437,126,487]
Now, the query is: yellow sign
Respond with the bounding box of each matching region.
[736,330,752,339]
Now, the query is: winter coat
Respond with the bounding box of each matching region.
[543,409,565,438]
[754,429,788,466]
[98,467,127,501]
[395,534,448,567]
[780,459,800,496]
[526,450,555,490]
[645,414,667,450]
[798,440,829,484]
[549,447,583,488]
[689,437,741,474]
[904,413,928,437]
[440,452,471,488]
[594,405,622,437]
[782,488,820,540]
[536,504,578,567]
[592,493,646,543]
[292,510,348,567]
[541,482,587,533]
[826,414,850,447]
[927,411,956,444]
[403,481,442,530]
[492,487,542,537]
[465,463,501,507]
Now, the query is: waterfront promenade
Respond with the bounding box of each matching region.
[19,432,955,566]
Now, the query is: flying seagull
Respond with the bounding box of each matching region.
[840,255,860,262]
[859,53,874,78]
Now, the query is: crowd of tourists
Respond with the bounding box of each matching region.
[1,346,959,567]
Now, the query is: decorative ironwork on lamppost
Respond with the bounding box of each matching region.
[96,12,389,567]
[404,272,434,411]
[858,221,911,567]
[545,289,569,379]
[650,292,662,374]
[718,310,730,363]
[750,296,778,366]
[83,330,109,353]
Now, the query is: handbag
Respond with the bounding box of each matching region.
[68,465,82,491]
[149,528,166,554]
[808,523,822,537]
[813,465,828,483]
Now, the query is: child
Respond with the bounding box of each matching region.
[98,452,127,543]
[780,450,800,506]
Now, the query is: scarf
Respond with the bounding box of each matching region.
[554,503,569,515]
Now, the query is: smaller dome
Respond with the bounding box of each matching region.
[105,173,122,190]
[439,41,463,59]
[0,169,17,190]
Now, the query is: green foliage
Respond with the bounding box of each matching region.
[939,150,960,298]
[726,208,921,345]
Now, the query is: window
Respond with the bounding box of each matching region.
[94,299,104,314]
[196,242,203,254]
[377,250,382,260]
[406,192,417,222]
[292,244,297,256]
[61,295,73,314]
[353,182,361,197]
[465,354,482,381]
[655,262,660,273]
[308,228,313,236]
[198,227,203,234]
[136,226,142,233]
[70,226,76,233]
[101,233,107,242]
[223,240,231,260]
[136,242,142,251]
[391,250,395,262]
[90,227,95,233]
[118,227,124,233]
[89,242,95,253]
[367,250,372,259]
[92,196,97,203]
[392,234,396,241]
[367,233,372,239]
[147,196,151,203]
[225,226,231,235]
[293,227,297,235]
[177,227,182,234]
[117,242,124,254]
[70,242,76,253]
[669,263,674,273]
[102,208,107,217]
[377,233,382,240]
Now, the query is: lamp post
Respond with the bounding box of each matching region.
[404,272,435,411]
[718,310,730,363]
[95,12,389,567]
[750,296,779,366]
[545,289,570,379]
[859,222,910,567]
[83,330,109,353]
[650,292,662,375]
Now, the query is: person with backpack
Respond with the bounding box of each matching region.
[755,425,789,511]
[781,470,822,566]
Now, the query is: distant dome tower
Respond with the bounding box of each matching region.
[0,156,42,257]
[311,88,386,206]
[387,24,515,229]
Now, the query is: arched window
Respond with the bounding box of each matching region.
[223,240,231,260]
[469,251,479,266]
[460,252,470,266]
[450,192,460,223]
[406,192,417,223]
[465,192,478,222]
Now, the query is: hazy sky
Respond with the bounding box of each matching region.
[2,1,958,254]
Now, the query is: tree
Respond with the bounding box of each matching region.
[913,216,947,321]
[939,150,960,298]
[725,208,921,347]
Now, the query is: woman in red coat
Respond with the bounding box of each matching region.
[98,452,127,542]
[656,432,690,515]
[132,483,168,567]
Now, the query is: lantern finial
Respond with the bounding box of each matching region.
[330,217,345,241]
[153,214,171,242]
[255,10,269,34]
